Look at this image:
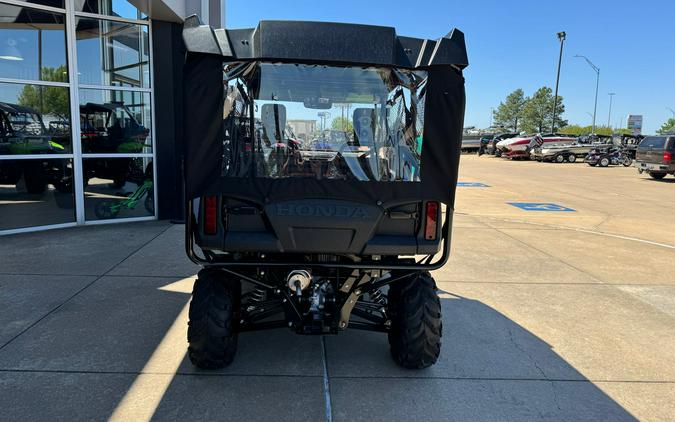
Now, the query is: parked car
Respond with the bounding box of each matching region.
[635,135,675,179]
[585,146,632,167]
[477,134,493,155]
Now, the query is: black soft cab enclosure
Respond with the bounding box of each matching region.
[184,19,467,267]
[181,17,468,370]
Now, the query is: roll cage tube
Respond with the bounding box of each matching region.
[184,198,454,271]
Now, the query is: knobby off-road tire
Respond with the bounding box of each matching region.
[387,272,442,369]
[188,269,241,369]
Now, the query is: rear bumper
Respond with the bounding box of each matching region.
[186,199,454,271]
[637,162,675,172]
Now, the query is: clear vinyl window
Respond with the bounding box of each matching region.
[221,63,427,182]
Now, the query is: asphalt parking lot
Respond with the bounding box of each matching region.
[1,154,674,421]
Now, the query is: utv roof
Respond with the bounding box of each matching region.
[0,102,38,114]
[80,102,124,113]
[182,16,468,70]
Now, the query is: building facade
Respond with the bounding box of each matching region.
[0,0,219,234]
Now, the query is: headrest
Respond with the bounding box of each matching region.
[261,103,287,141]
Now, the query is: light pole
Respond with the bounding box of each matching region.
[607,93,615,128]
[317,112,331,131]
[551,31,566,133]
[575,54,600,134]
[489,107,494,127]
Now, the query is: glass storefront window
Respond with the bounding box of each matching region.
[0,157,75,230]
[76,17,150,88]
[80,88,152,154]
[0,82,72,154]
[83,157,153,220]
[8,0,65,8]
[79,89,151,154]
[77,0,148,20]
[0,4,68,82]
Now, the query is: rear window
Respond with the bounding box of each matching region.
[639,136,666,149]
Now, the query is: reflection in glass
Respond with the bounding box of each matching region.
[5,0,65,8]
[77,0,148,20]
[76,18,150,88]
[0,82,72,154]
[83,157,153,220]
[0,4,68,82]
[79,89,151,154]
[0,158,75,230]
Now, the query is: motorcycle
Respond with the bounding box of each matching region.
[585,148,632,167]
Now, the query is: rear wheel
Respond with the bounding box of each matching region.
[599,157,610,167]
[94,201,119,219]
[387,272,442,369]
[555,154,565,163]
[188,269,240,369]
[648,172,667,180]
[567,154,577,163]
[622,156,632,167]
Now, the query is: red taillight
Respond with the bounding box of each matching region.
[204,196,218,235]
[424,201,439,241]
[664,151,672,163]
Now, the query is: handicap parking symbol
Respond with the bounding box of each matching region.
[457,182,490,187]
[508,202,576,212]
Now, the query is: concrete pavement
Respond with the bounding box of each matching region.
[1,155,674,421]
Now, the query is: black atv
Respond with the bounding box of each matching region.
[182,18,468,369]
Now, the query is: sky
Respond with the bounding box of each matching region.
[227,0,675,134]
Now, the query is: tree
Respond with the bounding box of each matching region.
[656,118,675,134]
[331,116,353,133]
[493,89,527,132]
[17,66,70,120]
[560,125,629,136]
[521,86,567,133]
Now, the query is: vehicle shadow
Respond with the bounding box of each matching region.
[141,289,636,421]
[640,177,675,183]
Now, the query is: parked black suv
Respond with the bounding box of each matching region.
[636,136,675,179]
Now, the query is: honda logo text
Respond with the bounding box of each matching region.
[275,204,371,219]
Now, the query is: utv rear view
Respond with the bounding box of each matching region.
[182,18,468,369]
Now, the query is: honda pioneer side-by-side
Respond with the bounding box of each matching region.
[181,17,468,369]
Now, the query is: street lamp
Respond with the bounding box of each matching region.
[489,107,494,127]
[317,111,331,131]
[574,54,600,134]
[551,31,566,133]
[607,93,615,128]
